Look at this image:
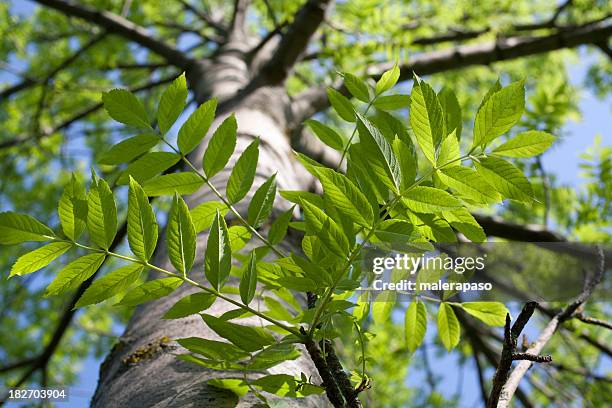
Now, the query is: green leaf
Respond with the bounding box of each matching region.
[460,302,509,327]
[442,208,486,243]
[99,134,160,165]
[207,379,249,398]
[128,177,158,261]
[228,226,251,251]
[239,252,257,305]
[190,201,228,233]
[437,130,460,167]
[142,172,204,196]
[475,156,534,202]
[392,138,417,188]
[327,88,356,122]
[356,113,402,192]
[437,302,460,351]
[116,277,183,307]
[0,212,55,245]
[492,130,555,158]
[405,299,427,353]
[248,344,301,370]
[10,242,72,277]
[58,174,87,241]
[410,75,445,164]
[177,98,217,154]
[375,64,400,95]
[203,114,237,177]
[314,167,373,227]
[205,210,232,291]
[478,79,502,110]
[167,194,196,275]
[252,374,324,397]
[102,89,150,129]
[163,292,216,319]
[373,94,410,111]
[177,337,249,361]
[117,151,181,185]
[75,264,143,307]
[343,72,370,102]
[402,186,462,213]
[438,166,501,204]
[268,207,293,245]
[438,87,462,139]
[247,175,277,228]
[372,291,396,324]
[227,139,259,203]
[304,119,344,151]
[87,177,117,249]
[300,199,349,258]
[280,190,325,208]
[473,80,525,148]
[157,73,187,135]
[201,313,275,352]
[45,253,106,297]
[373,219,415,243]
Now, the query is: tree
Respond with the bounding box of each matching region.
[0,0,610,407]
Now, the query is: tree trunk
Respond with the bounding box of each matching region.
[91,44,324,407]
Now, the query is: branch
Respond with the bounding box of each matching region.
[229,0,249,41]
[321,340,362,407]
[0,75,176,151]
[250,0,332,86]
[511,353,552,363]
[303,336,345,407]
[178,0,227,37]
[487,302,541,408]
[497,247,606,407]
[573,312,612,330]
[292,17,612,123]
[33,0,195,71]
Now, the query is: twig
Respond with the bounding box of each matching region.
[497,247,606,407]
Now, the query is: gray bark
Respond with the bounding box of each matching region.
[91,44,324,407]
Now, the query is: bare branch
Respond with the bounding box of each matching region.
[573,313,612,330]
[487,302,540,408]
[292,18,612,124]
[33,0,195,70]
[0,75,177,151]
[497,247,606,407]
[250,0,332,87]
[178,0,227,37]
[512,353,552,363]
[229,0,250,41]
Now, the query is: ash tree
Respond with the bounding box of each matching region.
[0,1,610,407]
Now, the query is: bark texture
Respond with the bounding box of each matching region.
[91,45,324,407]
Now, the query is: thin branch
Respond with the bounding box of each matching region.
[0,75,177,151]
[511,352,552,363]
[487,302,540,408]
[249,0,332,87]
[33,0,195,70]
[550,361,612,383]
[178,0,227,37]
[497,247,606,407]
[229,0,250,41]
[291,17,612,125]
[573,312,612,330]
